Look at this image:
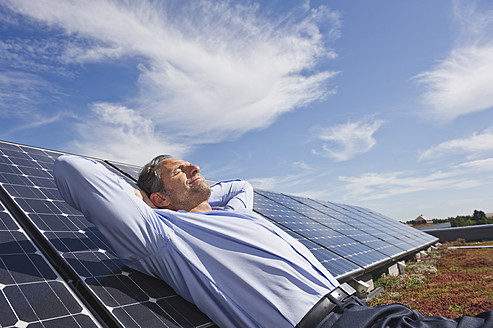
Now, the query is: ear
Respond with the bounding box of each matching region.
[150,192,170,208]
[138,189,157,209]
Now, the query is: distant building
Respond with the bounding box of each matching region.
[413,215,433,225]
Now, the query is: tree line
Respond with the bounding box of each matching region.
[406,210,493,227]
[448,210,493,227]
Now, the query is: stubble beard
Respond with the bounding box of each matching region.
[190,180,211,201]
[173,180,211,211]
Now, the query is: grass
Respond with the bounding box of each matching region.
[368,240,493,318]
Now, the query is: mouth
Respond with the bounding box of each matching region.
[189,175,205,185]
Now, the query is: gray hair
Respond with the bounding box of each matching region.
[137,154,172,197]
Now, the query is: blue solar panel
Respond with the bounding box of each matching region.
[0,141,216,328]
[273,223,363,279]
[0,199,100,327]
[285,196,409,258]
[105,160,141,181]
[296,197,426,252]
[253,190,390,271]
[254,189,438,276]
[326,201,437,248]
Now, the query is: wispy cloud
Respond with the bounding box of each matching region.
[338,170,479,201]
[0,39,74,76]
[3,111,68,136]
[249,171,315,194]
[249,158,490,204]
[419,126,493,161]
[2,0,340,163]
[0,71,59,116]
[291,160,314,171]
[414,0,493,122]
[311,117,384,161]
[456,157,493,171]
[73,102,187,165]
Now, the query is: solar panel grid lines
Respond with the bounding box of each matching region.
[328,202,438,248]
[253,191,377,279]
[104,160,141,182]
[0,141,217,328]
[259,213,363,279]
[283,195,413,259]
[0,199,102,328]
[254,189,391,270]
[298,196,436,253]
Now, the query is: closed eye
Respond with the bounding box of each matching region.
[174,165,186,176]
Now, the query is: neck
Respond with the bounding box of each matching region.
[188,201,212,212]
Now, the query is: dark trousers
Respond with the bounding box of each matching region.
[318,296,493,328]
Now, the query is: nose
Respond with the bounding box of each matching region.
[185,163,200,177]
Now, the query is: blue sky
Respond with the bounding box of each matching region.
[1,0,493,222]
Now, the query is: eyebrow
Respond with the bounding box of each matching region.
[174,161,190,171]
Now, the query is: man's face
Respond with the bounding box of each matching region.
[157,158,211,211]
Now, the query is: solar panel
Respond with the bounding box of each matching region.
[0,141,216,328]
[254,190,390,270]
[264,217,363,279]
[253,190,438,279]
[0,199,101,327]
[286,196,411,257]
[105,160,141,181]
[321,201,437,248]
[0,140,438,327]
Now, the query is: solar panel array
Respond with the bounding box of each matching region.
[0,140,438,327]
[0,141,215,328]
[253,191,437,279]
[0,196,101,327]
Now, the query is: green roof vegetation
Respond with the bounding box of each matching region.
[369,240,493,318]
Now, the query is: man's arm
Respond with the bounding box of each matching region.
[53,155,169,262]
[208,180,254,211]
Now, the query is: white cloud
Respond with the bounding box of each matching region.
[249,171,314,194]
[3,0,340,162]
[291,160,314,170]
[419,127,493,161]
[0,71,58,116]
[456,157,493,171]
[4,112,67,136]
[0,39,73,76]
[414,1,493,122]
[311,118,384,161]
[72,103,187,165]
[338,170,479,201]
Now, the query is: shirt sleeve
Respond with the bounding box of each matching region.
[53,155,170,262]
[208,180,254,211]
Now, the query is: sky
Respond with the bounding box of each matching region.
[1,0,493,222]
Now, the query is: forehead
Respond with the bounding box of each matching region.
[160,158,188,171]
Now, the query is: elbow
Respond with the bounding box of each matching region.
[53,155,82,183]
[243,180,253,194]
[243,181,254,210]
[53,155,72,182]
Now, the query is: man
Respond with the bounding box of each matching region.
[54,154,492,328]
